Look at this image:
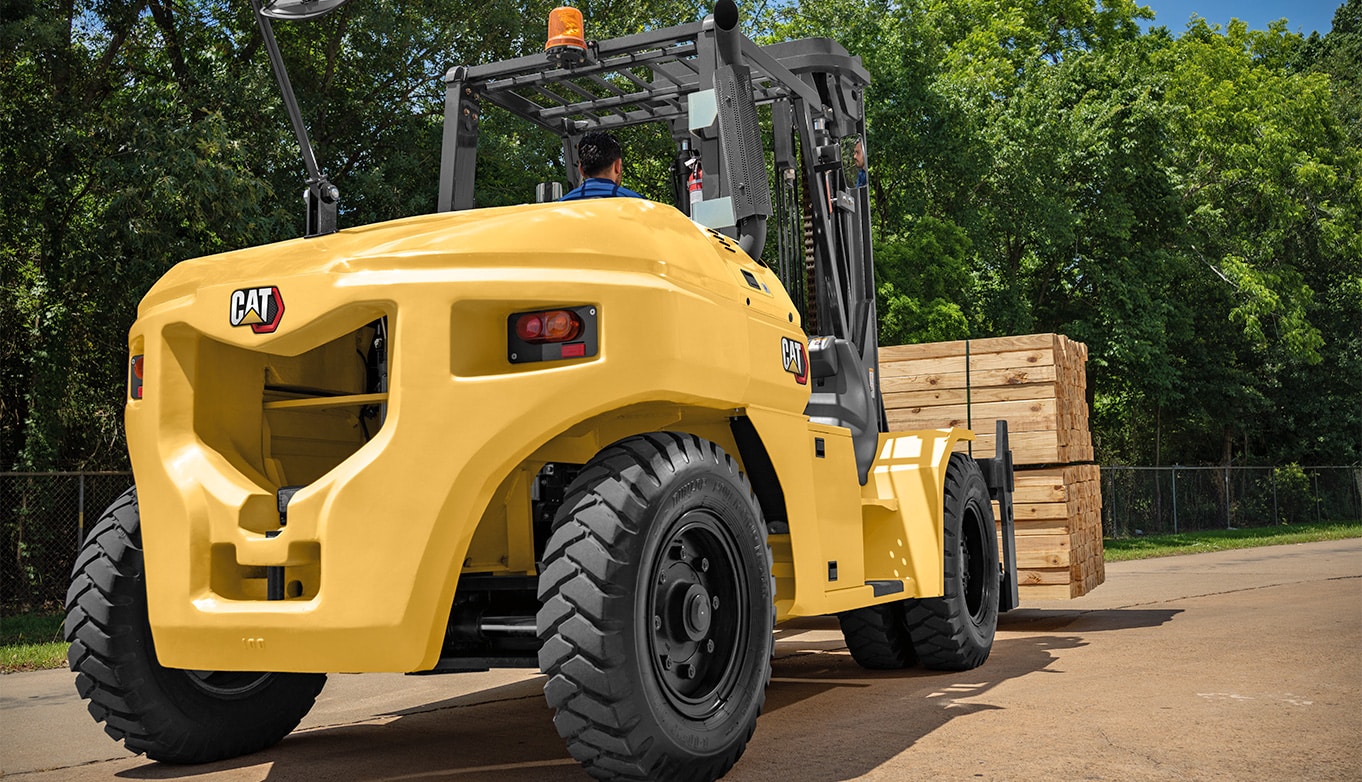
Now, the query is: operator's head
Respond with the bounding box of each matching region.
[853,139,866,170]
[578,131,625,184]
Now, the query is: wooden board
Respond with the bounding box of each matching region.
[884,383,1064,409]
[879,333,1072,361]
[947,431,1095,464]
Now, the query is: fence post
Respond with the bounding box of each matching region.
[1171,466,1178,534]
[1314,470,1322,523]
[78,473,86,549]
[1112,469,1119,536]
[1100,468,1111,536]
[1224,467,1231,529]
[1272,468,1278,525]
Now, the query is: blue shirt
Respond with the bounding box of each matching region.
[559,177,645,201]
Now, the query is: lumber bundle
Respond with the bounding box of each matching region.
[879,333,1092,463]
[878,333,1104,599]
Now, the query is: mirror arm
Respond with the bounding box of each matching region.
[250,0,339,237]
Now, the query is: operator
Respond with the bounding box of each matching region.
[853,138,867,188]
[560,131,646,200]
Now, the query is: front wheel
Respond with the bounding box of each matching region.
[903,453,1000,670]
[837,602,917,669]
[537,433,773,781]
[65,487,327,763]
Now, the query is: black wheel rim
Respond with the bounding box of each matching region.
[183,670,274,699]
[960,503,992,624]
[645,509,750,720]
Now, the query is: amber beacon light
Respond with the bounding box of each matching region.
[545,6,587,63]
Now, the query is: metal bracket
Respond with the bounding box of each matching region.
[978,420,1020,612]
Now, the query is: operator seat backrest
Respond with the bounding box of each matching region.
[804,336,879,485]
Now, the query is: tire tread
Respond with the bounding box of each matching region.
[838,603,917,669]
[537,434,770,781]
[903,454,999,671]
[65,486,326,764]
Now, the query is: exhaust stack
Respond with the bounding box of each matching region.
[711,0,770,260]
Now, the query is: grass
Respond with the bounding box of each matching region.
[2,521,1358,672]
[1103,520,1362,561]
[1,611,67,673]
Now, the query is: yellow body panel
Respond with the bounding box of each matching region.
[861,429,974,597]
[126,199,962,672]
[744,406,969,618]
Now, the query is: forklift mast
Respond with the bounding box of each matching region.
[438,0,885,478]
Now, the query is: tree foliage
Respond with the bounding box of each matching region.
[2,0,1358,471]
[770,0,1360,467]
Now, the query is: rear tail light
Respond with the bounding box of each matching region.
[515,310,582,344]
[508,306,598,364]
[129,355,144,399]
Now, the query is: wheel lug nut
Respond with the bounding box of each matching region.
[706,639,715,653]
[700,557,709,572]
[711,596,719,609]
[677,663,693,679]
[663,656,673,670]
[654,615,662,630]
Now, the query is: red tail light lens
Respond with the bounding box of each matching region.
[508,305,598,364]
[515,314,545,341]
[515,310,582,344]
[130,355,144,399]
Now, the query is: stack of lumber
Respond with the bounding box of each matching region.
[1009,465,1105,598]
[878,333,1104,599]
[879,333,1092,463]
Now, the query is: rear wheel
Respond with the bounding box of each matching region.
[903,453,999,670]
[65,487,327,763]
[537,433,773,781]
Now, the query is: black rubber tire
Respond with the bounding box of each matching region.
[837,602,918,669]
[536,433,773,782]
[64,486,327,764]
[902,453,999,671]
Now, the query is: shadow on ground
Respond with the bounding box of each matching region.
[1000,606,1182,633]
[733,633,1083,781]
[110,607,1180,781]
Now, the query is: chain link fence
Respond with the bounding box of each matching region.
[1103,466,1362,537]
[3,468,1359,610]
[2,472,133,612]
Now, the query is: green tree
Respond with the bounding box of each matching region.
[0,0,703,470]
[1157,18,1358,465]
[2,0,292,469]
[1298,0,1360,147]
[875,216,974,344]
[2,0,1359,474]
[768,0,1359,468]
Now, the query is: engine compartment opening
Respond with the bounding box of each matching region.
[261,318,389,487]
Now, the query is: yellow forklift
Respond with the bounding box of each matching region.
[65,2,1019,779]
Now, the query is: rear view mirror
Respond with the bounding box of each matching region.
[259,0,351,21]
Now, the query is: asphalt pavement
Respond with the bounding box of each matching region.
[2,538,1358,781]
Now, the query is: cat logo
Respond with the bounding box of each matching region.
[781,336,808,385]
[229,286,285,334]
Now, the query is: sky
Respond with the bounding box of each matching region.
[1139,0,1342,36]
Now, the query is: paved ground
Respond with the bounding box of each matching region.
[2,538,1359,781]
